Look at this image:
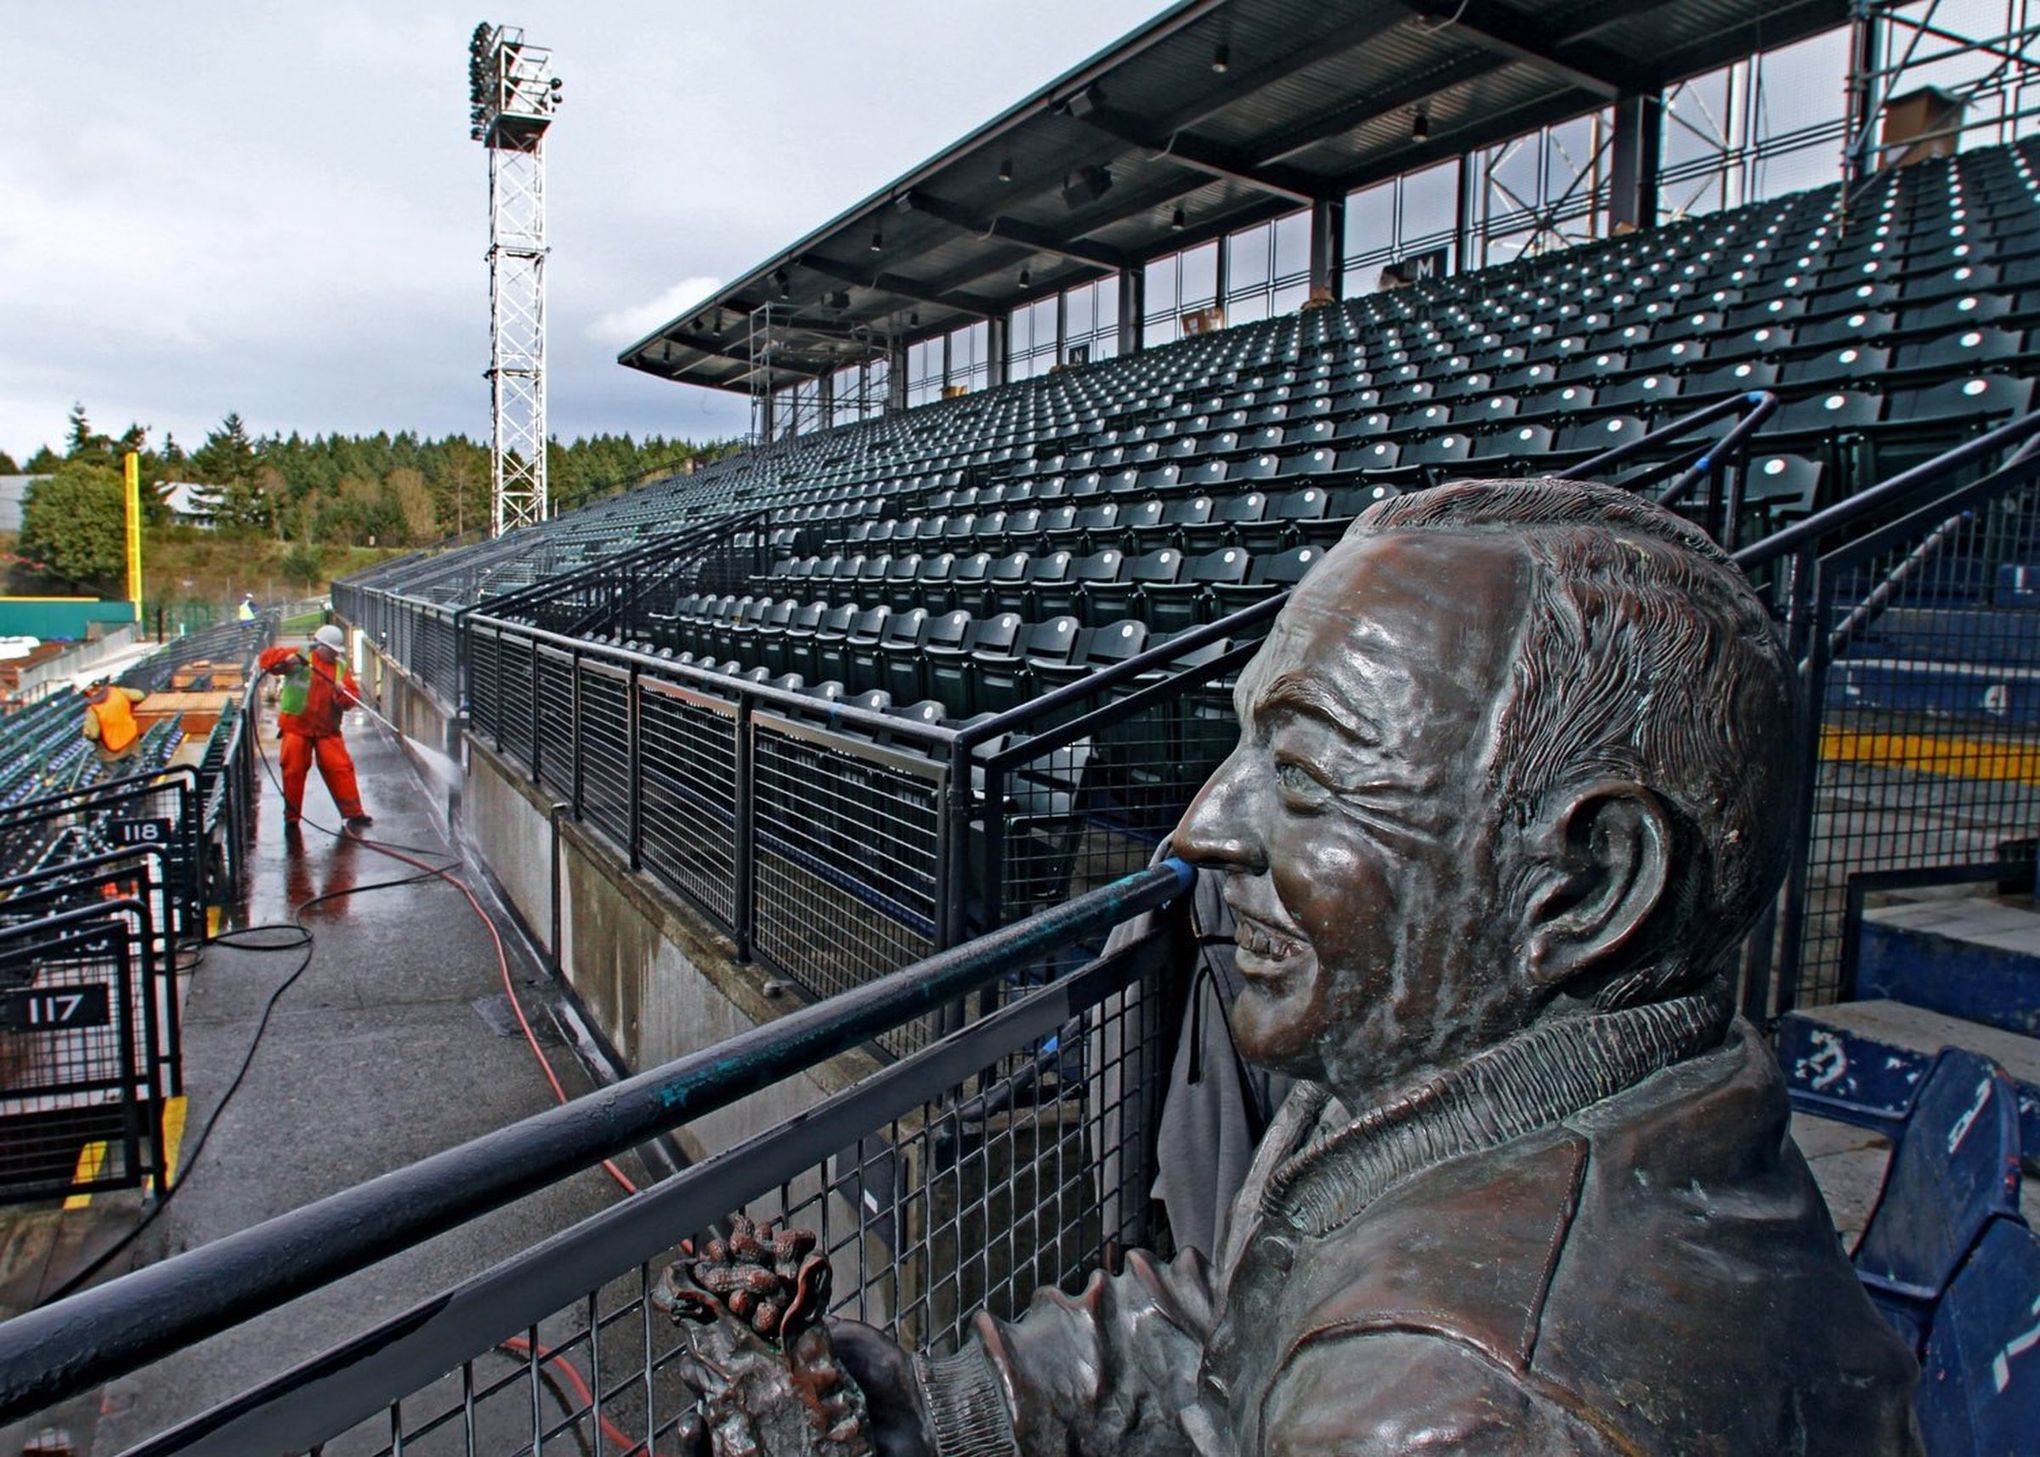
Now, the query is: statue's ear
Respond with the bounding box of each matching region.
[1520,780,1670,988]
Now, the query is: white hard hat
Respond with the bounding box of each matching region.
[314,624,345,653]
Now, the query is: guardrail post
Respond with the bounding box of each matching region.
[733,695,756,962]
[571,648,585,821]
[627,666,642,873]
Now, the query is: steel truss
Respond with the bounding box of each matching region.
[471,25,559,536]
[1844,0,2040,202]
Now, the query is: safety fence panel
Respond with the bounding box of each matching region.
[575,659,634,850]
[1784,479,2040,1009]
[0,774,203,953]
[636,679,740,926]
[495,632,537,770]
[103,910,1177,1455]
[974,632,1268,942]
[751,715,947,1052]
[467,622,502,742]
[533,645,578,806]
[0,907,160,1205]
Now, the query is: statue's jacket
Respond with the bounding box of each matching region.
[911,999,1924,1456]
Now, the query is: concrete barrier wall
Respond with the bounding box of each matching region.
[346,599,883,1164]
[464,739,883,1164]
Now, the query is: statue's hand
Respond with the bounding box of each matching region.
[660,1216,872,1457]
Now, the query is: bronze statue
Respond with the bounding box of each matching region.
[666,479,1925,1455]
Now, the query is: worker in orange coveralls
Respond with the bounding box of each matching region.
[257,623,374,833]
[80,679,149,763]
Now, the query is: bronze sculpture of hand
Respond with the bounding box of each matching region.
[660,1216,874,1457]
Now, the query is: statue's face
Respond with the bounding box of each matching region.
[1176,531,1532,1092]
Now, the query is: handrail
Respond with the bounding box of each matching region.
[474,507,767,622]
[467,612,944,747]
[953,589,1287,750]
[0,857,1194,1423]
[1733,407,2040,570]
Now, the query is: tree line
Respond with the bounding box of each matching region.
[5,405,741,594]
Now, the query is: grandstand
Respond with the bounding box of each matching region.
[7,1,2040,1451]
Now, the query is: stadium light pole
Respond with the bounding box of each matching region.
[468,23,560,537]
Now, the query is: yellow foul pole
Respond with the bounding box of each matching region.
[123,451,143,622]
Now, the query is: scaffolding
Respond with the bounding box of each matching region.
[468,23,561,536]
[1844,0,2040,204]
[746,302,896,445]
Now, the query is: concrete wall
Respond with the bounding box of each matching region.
[464,738,884,1164]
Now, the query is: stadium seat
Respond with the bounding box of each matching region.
[1852,1048,2025,1351]
[1915,1221,2040,1456]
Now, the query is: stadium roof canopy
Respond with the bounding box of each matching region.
[619,0,1846,393]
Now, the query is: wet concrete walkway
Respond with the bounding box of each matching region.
[3,689,639,1455]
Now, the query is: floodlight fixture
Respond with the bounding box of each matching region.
[1172,206,1187,230]
[1211,42,1230,73]
[998,157,1014,182]
[870,227,884,252]
[1412,109,1430,142]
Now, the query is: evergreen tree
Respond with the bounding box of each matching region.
[18,460,127,590]
[0,448,18,474]
[189,412,270,533]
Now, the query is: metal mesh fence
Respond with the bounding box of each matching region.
[752,718,945,1052]
[636,682,740,925]
[577,662,633,851]
[1788,482,2040,1008]
[535,647,578,804]
[0,910,157,1203]
[468,627,501,742]
[133,920,1174,1456]
[978,636,1261,940]
[497,635,536,767]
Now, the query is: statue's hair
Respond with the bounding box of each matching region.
[1349,478,1796,1008]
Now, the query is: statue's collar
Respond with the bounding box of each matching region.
[1261,994,1733,1238]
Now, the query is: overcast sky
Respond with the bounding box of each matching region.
[0,1,1169,462]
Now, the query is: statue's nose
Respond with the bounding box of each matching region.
[1176,752,1266,874]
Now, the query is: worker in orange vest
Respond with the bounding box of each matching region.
[80,680,149,763]
[257,624,373,833]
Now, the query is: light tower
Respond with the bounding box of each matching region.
[468,23,560,536]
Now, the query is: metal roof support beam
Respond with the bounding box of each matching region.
[1068,92,1324,205]
[796,255,1000,317]
[654,334,828,382]
[1401,2,1628,100]
[903,190,1128,270]
[1609,90,1663,230]
[1117,264,1145,356]
[1310,195,1345,300]
[1257,50,1509,164]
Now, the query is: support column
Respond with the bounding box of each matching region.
[986,314,1009,389]
[818,369,835,431]
[1308,195,1346,301]
[1609,91,1663,232]
[886,339,908,413]
[1117,265,1145,355]
[1847,9,1885,181]
[757,387,777,443]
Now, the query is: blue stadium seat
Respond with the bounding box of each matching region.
[1853,1048,2025,1351]
[1916,1221,2040,1457]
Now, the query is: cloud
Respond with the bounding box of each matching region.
[586,276,724,348]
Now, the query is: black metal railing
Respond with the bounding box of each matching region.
[1745,411,2040,1013]
[0,860,1193,1447]
[0,899,164,1204]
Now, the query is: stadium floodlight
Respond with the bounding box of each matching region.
[469,21,558,537]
